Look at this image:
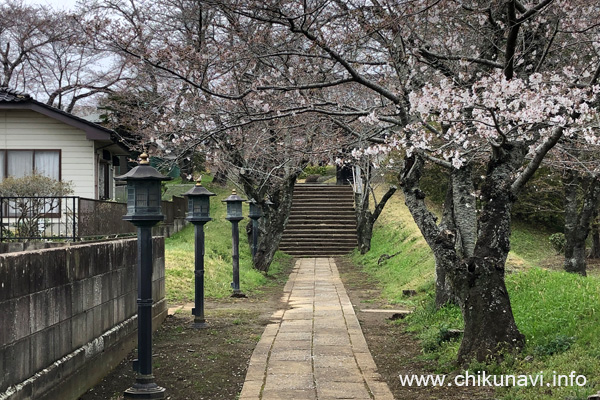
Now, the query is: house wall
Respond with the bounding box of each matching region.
[0,110,96,198]
[0,237,168,400]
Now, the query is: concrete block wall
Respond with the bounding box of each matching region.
[0,237,167,400]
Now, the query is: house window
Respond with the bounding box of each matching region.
[0,150,60,181]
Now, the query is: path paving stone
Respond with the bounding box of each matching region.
[239,258,394,400]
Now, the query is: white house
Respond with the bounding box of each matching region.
[0,88,129,200]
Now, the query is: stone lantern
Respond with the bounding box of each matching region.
[222,189,246,297]
[183,178,215,327]
[115,152,170,399]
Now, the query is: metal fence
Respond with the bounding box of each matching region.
[0,195,187,242]
[0,196,78,241]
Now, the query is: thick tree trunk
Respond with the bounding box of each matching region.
[456,174,524,363]
[212,170,227,185]
[564,243,587,275]
[245,173,298,272]
[433,255,458,307]
[401,150,525,364]
[356,213,375,254]
[562,172,600,276]
[453,143,525,363]
[457,256,524,363]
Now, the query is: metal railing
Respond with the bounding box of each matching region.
[0,195,188,242]
[0,196,78,241]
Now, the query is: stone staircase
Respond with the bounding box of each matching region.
[279,184,358,257]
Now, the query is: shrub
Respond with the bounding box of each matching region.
[549,233,566,254]
[299,165,328,179]
[0,173,74,240]
[0,173,73,197]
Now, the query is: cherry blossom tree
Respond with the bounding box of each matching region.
[397,0,599,362]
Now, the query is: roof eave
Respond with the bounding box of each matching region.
[0,102,113,141]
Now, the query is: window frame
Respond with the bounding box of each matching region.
[0,149,62,181]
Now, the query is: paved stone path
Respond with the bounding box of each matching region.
[239,258,394,399]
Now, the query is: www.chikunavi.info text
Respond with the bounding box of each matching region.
[399,371,587,387]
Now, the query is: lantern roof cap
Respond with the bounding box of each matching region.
[184,177,215,197]
[222,189,246,203]
[114,153,172,182]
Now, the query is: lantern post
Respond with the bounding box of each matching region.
[222,189,246,297]
[115,152,171,399]
[183,177,215,328]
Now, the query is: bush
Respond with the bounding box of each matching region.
[0,173,74,240]
[299,165,328,179]
[0,173,73,197]
[549,232,566,254]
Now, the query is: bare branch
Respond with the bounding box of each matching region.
[511,126,564,195]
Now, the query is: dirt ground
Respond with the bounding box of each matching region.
[80,257,494,400]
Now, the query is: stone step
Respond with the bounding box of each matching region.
[280,237,357,244]
[279,240,357,248]
[281,232,357,238]
[285,221,356,228]
[279,244,356,252]
[293,192,354,199]
[290,205,354,211]
[288,211,356,222]
[285,224,357,231]
[279,249,354,256]
[282,229,357,236]
[288,214,357,220]
[279,184,358,256]
[294,184,353,191]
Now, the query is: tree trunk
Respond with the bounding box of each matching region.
[562,172,600,276]
[433,254,458,307]
[246,172,298,272]
[436,179,460,307]
[563,170,586,275]
[356,211,374,254]
[212,170,227,185]
[451,166,477,258]
[401,151,524,364]
[590,212,600,259]
[355,185,397,254]
[564,242,587,276]
[453,144,525,363]
[457,256,524,363]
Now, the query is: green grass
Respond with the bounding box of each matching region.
[164,178,292,302]
[353,190,600,399]
[351,191,435,305]
[508,221,555,268]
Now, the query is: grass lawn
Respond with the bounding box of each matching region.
[352,188,600,400]
[163,177,291,302]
